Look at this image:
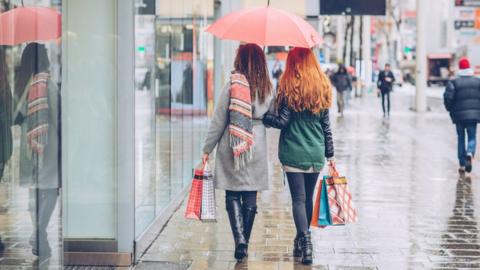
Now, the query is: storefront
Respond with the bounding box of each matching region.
[0,0,215,267]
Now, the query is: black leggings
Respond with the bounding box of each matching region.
[225,190,257,209]
[286,173,319,234]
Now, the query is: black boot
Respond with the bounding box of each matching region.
[293,234,302,257]
[299,231,313,265]
[242,206,257,255]
[226,198,248,262]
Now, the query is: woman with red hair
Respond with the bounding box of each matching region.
[263,47,335,265]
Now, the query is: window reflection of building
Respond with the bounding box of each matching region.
[133,0,214,255]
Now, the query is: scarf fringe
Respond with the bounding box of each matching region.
[230,134,253,170]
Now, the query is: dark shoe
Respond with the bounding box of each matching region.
[242,206,257,256]
[293,234,302,257]
[466,154,473,173]
[226,198,248,262]
[299,231,313,265]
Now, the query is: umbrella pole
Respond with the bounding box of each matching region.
[267,0,270,6]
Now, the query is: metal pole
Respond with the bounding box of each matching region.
[362,16,372,91]
[415,0,427,112]
[336,16,344,63]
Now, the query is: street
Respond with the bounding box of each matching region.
[135,89,480,270]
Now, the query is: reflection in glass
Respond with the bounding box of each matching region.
[134,0,212,238]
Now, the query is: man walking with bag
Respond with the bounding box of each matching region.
[444,57,480,174]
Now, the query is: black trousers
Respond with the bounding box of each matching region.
[381,91,391,114]
[225,190,257,208]
[286,173,319,234]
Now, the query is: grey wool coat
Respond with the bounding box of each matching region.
[203,83,275,191]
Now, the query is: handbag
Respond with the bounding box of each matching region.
[200,161,216,221]
[184,164,204,220]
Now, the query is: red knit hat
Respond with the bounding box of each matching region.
[459,57,471,70]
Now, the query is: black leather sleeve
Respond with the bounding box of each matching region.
[320,109,334,158]
[262,99,291,129]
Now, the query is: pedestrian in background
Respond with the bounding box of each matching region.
[202,44,274,262]
[272,59,283,90]
[263,47,334,265]
[377,63,395,117]
[331,64,351,116]
[444,57,480,174]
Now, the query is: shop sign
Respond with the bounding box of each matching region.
[455,20,475,29]
[476,8,480,28]
[455,0,480,7]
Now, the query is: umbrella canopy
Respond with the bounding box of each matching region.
[206,6,321,48]
[0,7,61,45]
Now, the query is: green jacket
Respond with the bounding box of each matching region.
[263,100,334,171]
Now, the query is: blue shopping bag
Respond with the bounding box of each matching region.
[318,176,332,226]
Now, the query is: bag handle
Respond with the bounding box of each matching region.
[328,163,339,178]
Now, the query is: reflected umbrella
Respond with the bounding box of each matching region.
[0,6,61,45]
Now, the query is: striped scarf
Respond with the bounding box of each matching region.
[229,73,254,170]
[26,72,50,168]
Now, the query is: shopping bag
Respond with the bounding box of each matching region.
[200,161,216,222]
[310,177,322,227]
[324,165,358,225]
[318,176,333,226]
[184,165,204,220]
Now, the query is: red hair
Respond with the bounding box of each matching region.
[278,47,332,114]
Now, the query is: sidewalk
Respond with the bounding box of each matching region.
[137,93,480,270]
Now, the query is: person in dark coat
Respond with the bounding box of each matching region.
[444,57,480,174]
[0,47,12,182]
[377,63,395,117]
[331,64,351,116]
[0,46,12,252]
[263,48,334,265]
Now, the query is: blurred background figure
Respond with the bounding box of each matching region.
[272,59,283,90]
[377,63,395,117]
[331,64,351,116]
[443,57,480,175]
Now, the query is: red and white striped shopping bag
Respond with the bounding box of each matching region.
[325,165,358,225]
[184,166,204,220]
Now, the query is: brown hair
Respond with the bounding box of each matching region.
[278,47,332,114]
[234,43,272,103]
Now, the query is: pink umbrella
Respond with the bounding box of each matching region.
[0,7,61,45]
[206,6,321,48]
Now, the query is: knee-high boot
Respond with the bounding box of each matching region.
[226,197,247,262]
[299,231,313,265]
[242,206,257,255]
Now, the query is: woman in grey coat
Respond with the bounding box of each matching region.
[202,44,274,262]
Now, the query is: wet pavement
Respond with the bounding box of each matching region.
[138,89,480,270]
